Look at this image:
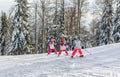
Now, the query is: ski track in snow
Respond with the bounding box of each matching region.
[0,43,120,77]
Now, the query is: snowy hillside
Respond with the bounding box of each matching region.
[0,43,120,77]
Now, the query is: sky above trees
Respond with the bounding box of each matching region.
[0,0,32,12]
[0,0,95,29]
[0,0,94,12]
[0,0,15,12]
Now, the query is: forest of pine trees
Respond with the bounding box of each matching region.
[0,0,120,55]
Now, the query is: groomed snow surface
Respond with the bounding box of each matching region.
[0,43,120,77]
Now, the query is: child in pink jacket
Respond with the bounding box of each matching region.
[48,38,57,54]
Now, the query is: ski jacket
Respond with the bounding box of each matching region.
[58,42,67,50]
[73,39,81,49]
[48,42,55,49]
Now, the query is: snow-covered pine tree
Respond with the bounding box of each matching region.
[48,0,65,44]
[112,1,120,43]
[95,21,101,46]
[100,0,113,45]
[10,0,30,55]
[0,12,9,55]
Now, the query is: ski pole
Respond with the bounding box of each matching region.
[84,49,92,55]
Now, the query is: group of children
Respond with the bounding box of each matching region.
[47,36,84,58]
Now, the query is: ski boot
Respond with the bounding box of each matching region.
[80,55,84,57]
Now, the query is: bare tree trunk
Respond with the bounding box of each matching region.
[73,7,76,35]
[54,0,58,24]
[35,3,38,52]
[77,0,84,35]
[70,8,74,35]
[61,0,64,26]
[77,0,80,34]
[41,0,45,53]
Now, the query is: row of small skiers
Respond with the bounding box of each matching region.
[48,36,84,58]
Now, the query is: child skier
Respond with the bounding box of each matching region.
[58,37,68,56]
[48,38,57,55]
[71,36,84,58]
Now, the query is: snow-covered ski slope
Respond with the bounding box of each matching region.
[0,43,120,77]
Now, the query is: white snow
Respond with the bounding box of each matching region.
[0,43,120,77]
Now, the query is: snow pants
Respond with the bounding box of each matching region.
[71,48,83,57]
[48,48,57,54]
[58,50,68,56]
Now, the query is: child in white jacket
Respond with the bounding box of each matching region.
[58,38,68,56]
[71,36,84,58]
